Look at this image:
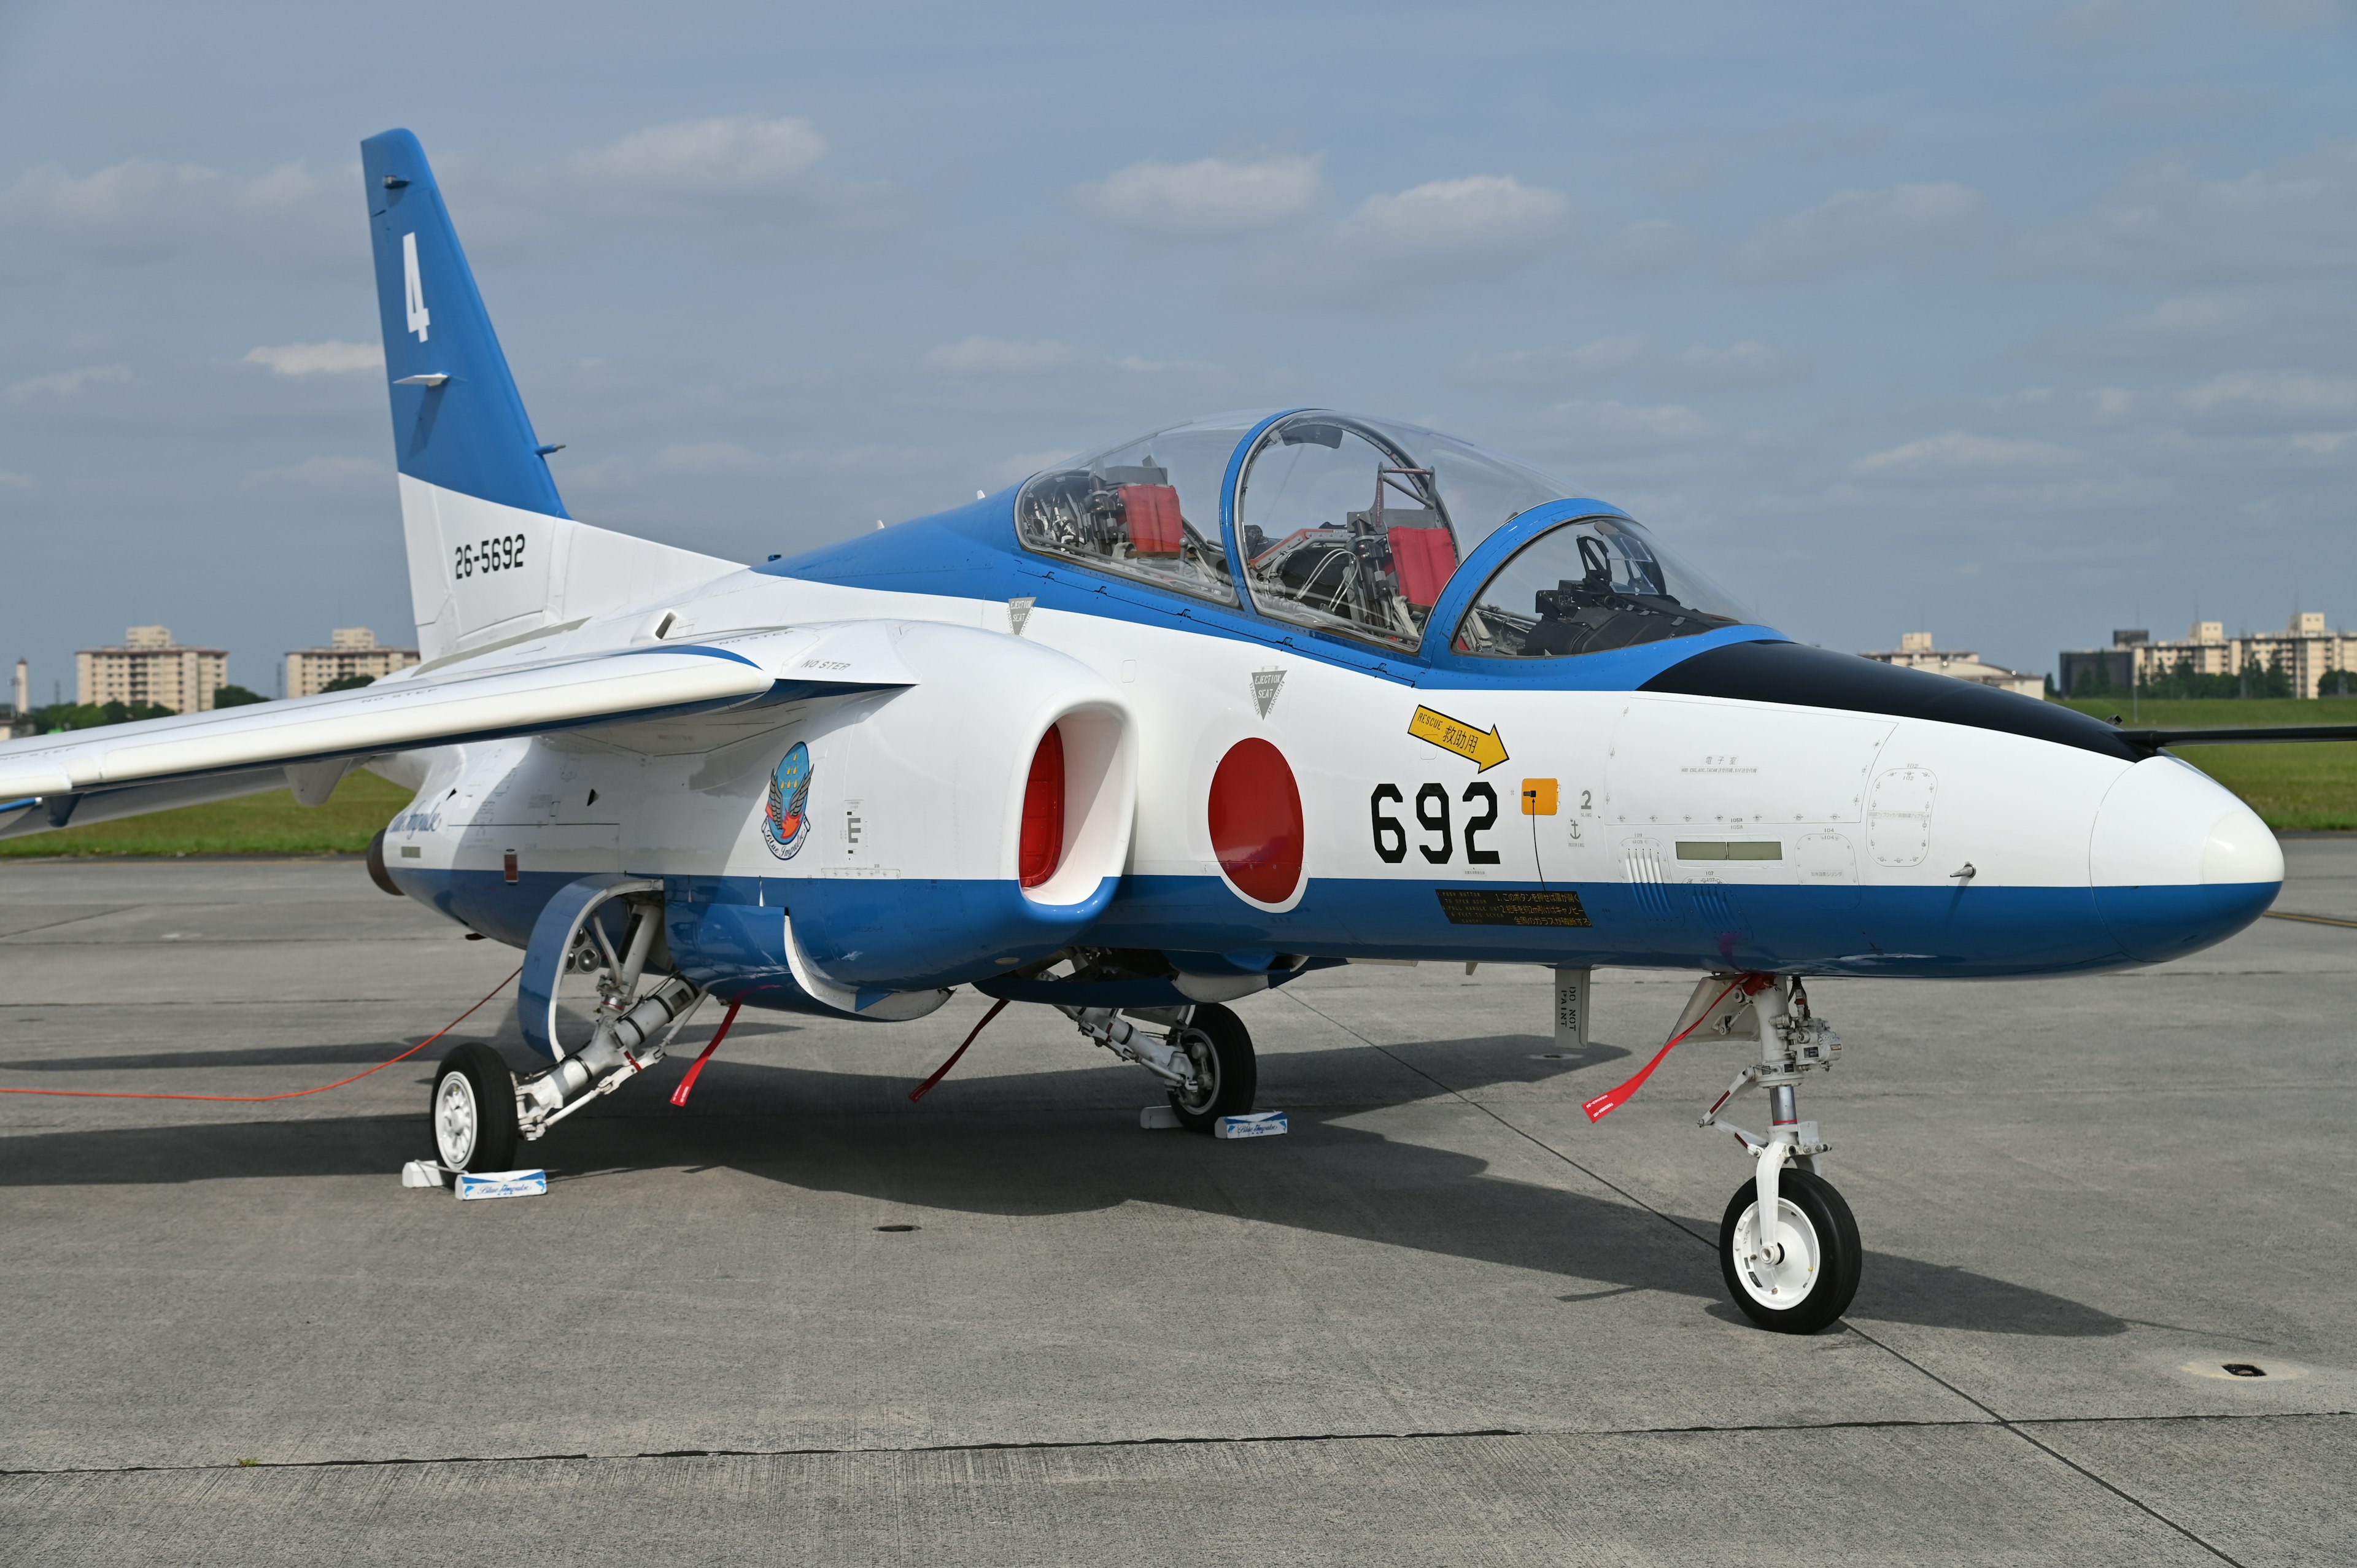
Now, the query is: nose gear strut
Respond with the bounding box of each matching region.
[1691,975,1859,1334]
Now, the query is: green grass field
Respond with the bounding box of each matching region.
[0,770,414,857]
[7,693,2355,854]
[2059,697,2357,830]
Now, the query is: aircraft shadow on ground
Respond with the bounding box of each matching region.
[0,1033,2124,1340]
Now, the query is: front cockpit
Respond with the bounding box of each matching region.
[1015,409,1748,664]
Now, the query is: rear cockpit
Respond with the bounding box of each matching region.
[1016,409,1747,663]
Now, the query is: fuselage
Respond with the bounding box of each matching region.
[378,485,2283,1009]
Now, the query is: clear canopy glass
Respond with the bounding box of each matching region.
[1233,413,1581,652]
[1013,409,1749,660]
[1014,414,1266,604]
[1450,515,1745,658]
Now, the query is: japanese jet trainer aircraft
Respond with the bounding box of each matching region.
[0,130,2304,1332]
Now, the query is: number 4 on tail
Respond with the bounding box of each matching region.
[403,233,430,342]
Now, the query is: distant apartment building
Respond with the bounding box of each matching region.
[77,626,228,714]
[284,627,420,698]
[2060,614,2355,698]
[1861,631,2045,699]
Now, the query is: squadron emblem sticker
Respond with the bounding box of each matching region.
[762,742,815,860]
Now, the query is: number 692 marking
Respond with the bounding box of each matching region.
[1370,782,1500,866]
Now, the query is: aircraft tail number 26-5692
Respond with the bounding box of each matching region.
[0,131,2312,1334]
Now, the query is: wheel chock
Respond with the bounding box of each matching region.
[455,1168,548,1200]
[1213,1111,1288,1140]
[1139,1104,1181,1130]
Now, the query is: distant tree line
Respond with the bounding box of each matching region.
[24,684,269,733]
[2070,649,2319,701]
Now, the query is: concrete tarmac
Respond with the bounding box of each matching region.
[2,849,2353,1565]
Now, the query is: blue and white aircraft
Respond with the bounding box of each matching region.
[0,131,2301,1332]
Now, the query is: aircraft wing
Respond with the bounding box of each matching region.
[0,624,915,833]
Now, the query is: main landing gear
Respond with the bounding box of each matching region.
[1691,976,1860,1334]
[1064,1002,1257,1132]
[430,883,706,1173]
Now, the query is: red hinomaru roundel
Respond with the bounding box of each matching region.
[1208,738,1303,903]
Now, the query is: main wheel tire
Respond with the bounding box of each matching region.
[1718,1165,1861,1334]
[1166,1003,1257,1134]
[431,1041,519,1173]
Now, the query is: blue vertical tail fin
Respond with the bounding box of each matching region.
[362,128,569,520]
[359,128,736,664]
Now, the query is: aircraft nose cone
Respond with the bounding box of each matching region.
[2089,757,2282,963]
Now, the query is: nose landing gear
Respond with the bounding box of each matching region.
[1695,976,1861,1333]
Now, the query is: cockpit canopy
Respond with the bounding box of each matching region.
[1014,410,1747,660]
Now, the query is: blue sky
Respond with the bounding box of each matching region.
[2,0,2353,697]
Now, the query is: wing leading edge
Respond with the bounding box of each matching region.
[0,624,917,836]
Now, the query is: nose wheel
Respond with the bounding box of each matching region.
[1719,1165,1860,1333]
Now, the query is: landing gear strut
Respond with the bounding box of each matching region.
[1697,977,1861,1333]
[427,880,705,1173]
[1066,1001,1257,1132]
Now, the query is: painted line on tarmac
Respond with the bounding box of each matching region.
[2,1408,2348,1479]
[2262,910,2357,929]
[1275,986,2259,1568]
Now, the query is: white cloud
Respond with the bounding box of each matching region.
[2014,142,2357,280]
[923,337,1086,376]
[0,469,33,490]
[2046,290,2357,371]
[238,454,387,492]
[1458,335,1649,384]
[1678,341,1788,379]
[243,340,382,376]
[0,159,348,278]
[4,364,134,405]
[1070,153,1324,236]
[656,441,767,473]
[0,115,899,280]
[1255,174,1573,292]
[2096,82,2255,124]
[1852,432,2086,478]
[522,115,905,233]
[570,116,826,194]
[1733,182,1990,279]
[1533,399,1718,446]
[2178,370,2357,427]
[2237,0,2356,29]
[1335,176,1571,268]
[2030,0,2183,56]
[1598,218,1695,275]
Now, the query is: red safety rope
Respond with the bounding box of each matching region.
[908,997,1008,1103]
[668,998,743,1108]
[1581,974,1764,1124]
[0,967,523,1103]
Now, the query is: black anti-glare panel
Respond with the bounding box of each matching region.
[1641,639,2143,762]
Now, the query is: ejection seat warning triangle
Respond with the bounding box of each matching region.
[1408,706,1508,771]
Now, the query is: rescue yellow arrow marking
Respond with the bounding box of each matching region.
[1407,705,1509,772]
